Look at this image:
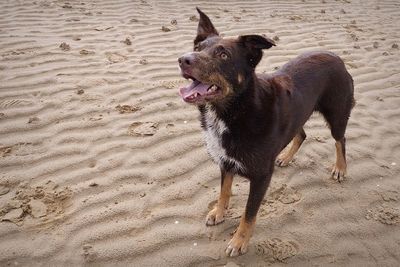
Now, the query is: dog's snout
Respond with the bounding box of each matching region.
[178,54,194,68]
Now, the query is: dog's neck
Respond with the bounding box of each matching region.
[200,72,274,122]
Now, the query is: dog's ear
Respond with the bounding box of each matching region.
[239,35,275,50]
[238,35,275,68]
[194,8,219,45]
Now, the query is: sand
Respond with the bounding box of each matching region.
[0,0,399,266]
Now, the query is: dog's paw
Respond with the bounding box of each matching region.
[331,166,346,182]
[205,206,225,226]
[225,230,251,257]
[275,154,291,167]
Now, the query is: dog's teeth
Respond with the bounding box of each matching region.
[209,85,217,92]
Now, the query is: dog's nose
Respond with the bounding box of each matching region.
[178,54,194,68]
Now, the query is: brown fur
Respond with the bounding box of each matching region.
[178,8,354,257]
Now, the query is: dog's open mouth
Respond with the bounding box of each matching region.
[179,76,222,104]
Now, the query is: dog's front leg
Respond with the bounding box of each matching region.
[225,172,272,257]
[206,168,234,226]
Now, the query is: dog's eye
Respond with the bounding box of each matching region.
[220,52,228,60]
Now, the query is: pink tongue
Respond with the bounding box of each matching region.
[179,80,210,99]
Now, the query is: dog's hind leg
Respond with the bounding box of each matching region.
[276,128,306,167]
[332,137,347,181]
[321,107,350,182]
[206,169,233,226]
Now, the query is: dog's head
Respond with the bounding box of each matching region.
[178,8,275,105]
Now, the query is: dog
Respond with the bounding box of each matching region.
[178,8,354,257]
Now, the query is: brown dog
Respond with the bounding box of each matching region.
[178,8,354,257]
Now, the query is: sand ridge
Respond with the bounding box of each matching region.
[0,0,399,266]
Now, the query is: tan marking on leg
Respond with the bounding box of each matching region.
[225,215,256,257]
[332,141,347,182]
[276,133,303,167]
[206,172,233,226]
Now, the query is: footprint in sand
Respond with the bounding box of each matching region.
[269,184,302,204]
[255,238,299,263]
[121,38,132,45]
[366,204,400,225]
[366,190,399,225]
[189,15,199,22]
[139,58,148,65]
[0,181,72,226]
[0,146,12,157]
[82,244,97,262]
[260,184,301,217]
[378,190,399,202]
[128,122,158,136]
[161,26,171,32]
[106,52,127,63]
[59,42,70,51]
[80,49,95,55]
[28,117,40,124]
[115,104,141,114]
[0,185,10,196]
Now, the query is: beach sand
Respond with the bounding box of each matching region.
[0,0,399,266]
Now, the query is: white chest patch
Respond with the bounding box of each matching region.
[203,105,245,172]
